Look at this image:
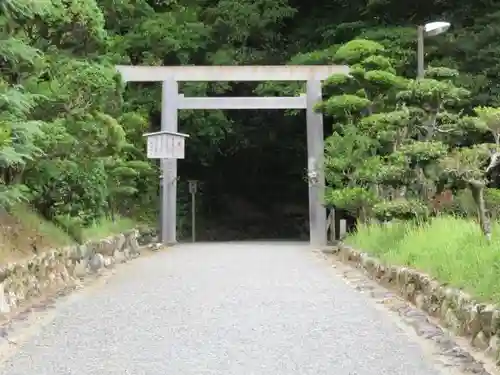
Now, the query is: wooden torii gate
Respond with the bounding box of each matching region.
[116,65,349,247]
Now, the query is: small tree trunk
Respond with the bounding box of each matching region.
[358,206,368,224]
[415,167,426,201]
[469,180,491,240]
[108,197,116,222]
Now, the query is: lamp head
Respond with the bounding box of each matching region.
[424,21,451,37]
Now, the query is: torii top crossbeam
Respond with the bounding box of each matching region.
[116,65,349,82]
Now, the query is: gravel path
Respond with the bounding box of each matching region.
[0,242,446,375]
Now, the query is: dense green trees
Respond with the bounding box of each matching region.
[1,0,152,235]
[317,39,500,238]
[2,0,500,239]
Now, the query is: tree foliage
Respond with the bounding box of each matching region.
[318,38,500,239]
[2,0,500,240]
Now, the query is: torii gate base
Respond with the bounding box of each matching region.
[116,65,349,247]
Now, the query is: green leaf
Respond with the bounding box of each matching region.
[333,39,385,65]
[316,94,371,117]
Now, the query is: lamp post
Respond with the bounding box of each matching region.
[417,21,451,79]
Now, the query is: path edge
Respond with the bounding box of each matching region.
[0,227,161,327]
[319,244,500,374]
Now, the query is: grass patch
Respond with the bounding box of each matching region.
[0,205,74,261]
[9,205,74,247]
[80,216,140,242]
[345,216,500,304]
[0,205,145,264]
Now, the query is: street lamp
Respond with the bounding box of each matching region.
[417,21,451,78]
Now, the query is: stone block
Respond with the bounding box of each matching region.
[88,253,105,273]
[0,283,10,314]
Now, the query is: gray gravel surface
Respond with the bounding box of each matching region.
[0,242,445,375]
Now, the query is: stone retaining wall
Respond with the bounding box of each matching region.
[0,228,158,315]
[331,244,500,366]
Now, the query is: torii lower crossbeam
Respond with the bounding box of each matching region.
[177,95,307,110]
